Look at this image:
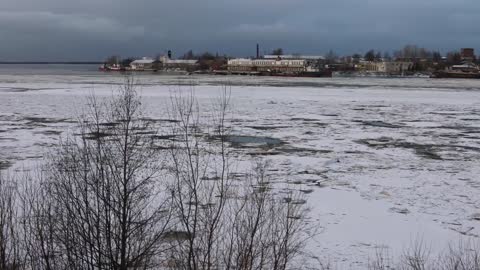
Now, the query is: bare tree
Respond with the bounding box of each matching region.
[393,45,433,61]
[163,86,235,269]
[324,50,338,65]
[401,238,431,270]
[272,48,284,56]
[0,173,21,270]
[368,238,480,270]
[6,79,308,270]
[27,77,172,270]
[446,51,462,65]
[368,247,394,270]
[164,86,307,270]
[437,241,480,270]
[19,171,60,270]
[105,56,121,65]
[365,50,376,62]
[222,162,307,270]
[383,52,392,61]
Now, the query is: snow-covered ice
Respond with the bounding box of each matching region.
[1,72,480,269]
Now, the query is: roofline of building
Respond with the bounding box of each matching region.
[263,55,325,60]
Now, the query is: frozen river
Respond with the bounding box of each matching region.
[1,69,480,268]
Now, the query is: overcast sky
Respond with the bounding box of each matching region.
[1,0,479,61]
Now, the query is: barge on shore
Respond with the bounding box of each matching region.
[431,71,480,79]
[431,63,480,79]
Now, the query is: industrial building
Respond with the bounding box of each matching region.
[130,54,198,72]
[356,61,414,74]
[227,55,325,74]
[129,57,155,71]
[227,58,254,72]
[155,55,198,71]
[228,58,307,73]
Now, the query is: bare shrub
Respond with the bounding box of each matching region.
[400,238,431,270]
[27,77,172,269]
[368,239,480,270]
[164,87,234,269]
[367,239,432,270]
[4,78,308,270]
[164,87,307,270]
[221,162,307,270]
[0,173,21,270]
[368,246,394,270]
[436,240,480,270]
[19,170,60,270]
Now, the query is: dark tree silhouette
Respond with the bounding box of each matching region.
[271,48,284,56]
[365,50,376,62]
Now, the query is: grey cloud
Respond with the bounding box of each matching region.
[0,0,479,60]
[0,11,145,41]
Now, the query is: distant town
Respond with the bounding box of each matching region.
[100,45,480,78]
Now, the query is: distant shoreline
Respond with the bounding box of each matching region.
[0,62,102,65]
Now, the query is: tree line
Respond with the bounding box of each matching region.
[324,44,473,64]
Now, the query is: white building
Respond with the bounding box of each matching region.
[157,56,198,71]
[263,55,325,60]
[227,58,254,71]
[253,59,306,72]
[228,58,307,73]
[358,61,413,74]
[130,57,155,70]
[130,56,198,71]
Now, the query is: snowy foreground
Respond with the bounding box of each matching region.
[1,74,480,269]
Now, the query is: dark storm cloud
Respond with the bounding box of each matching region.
[0,0,479,60]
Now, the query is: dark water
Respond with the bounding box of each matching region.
[0,64,100,75]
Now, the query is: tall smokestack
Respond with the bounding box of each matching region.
[256,44,260,59]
